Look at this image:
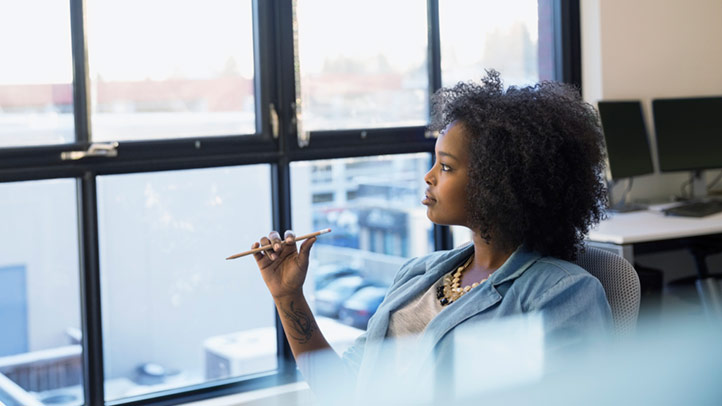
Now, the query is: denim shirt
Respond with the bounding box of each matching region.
[341,243,613,392]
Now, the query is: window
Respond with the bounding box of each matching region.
[291,154,433,338]
[296,0,428,131]
[0,0,74,147]
[87,0,257,141]
[439,0,550,87]
[0,0,575,404]
[97,165,274,400]
[440,0,558,247]
[0,180,84,406]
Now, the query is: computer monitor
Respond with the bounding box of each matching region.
[652,96,722,173]
[597,100,654,180]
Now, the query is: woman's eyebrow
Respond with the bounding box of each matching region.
[437,150,458,161]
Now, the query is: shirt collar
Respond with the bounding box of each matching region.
[488,244,542,285]
[423,242,542,286]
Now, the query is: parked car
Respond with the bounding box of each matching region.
[314,275,369,318]
[338,285,388,329]
[312,264,360,290]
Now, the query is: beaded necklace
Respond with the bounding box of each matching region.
[436,255,487,306]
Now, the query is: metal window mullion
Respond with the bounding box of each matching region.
[70,0,105,404]
[253,0,278,139]
[272,0,298,370]
[426,0,451,250]
[270,160,295,372]
[77,173,105,406]
[555,0,582,88]
[427,0,442,96]
[70,0,92,144]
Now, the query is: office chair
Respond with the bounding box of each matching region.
[573,246,641,336]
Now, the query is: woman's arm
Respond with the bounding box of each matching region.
[273,291,331,357]
[252,231,357,399]
[252,230,333,356]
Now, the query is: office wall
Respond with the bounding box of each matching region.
[581,0,722,202]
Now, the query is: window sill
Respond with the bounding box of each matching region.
[179,382,313,406]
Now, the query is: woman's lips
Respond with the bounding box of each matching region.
[422,193,436,205]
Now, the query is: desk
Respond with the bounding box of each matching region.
[587,206,722,264]
[587,207,722,315]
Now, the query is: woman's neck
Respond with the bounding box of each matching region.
[469,231,513,273]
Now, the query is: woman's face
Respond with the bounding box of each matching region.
[422,122,470,226]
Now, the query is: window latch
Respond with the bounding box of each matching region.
[270,103,279,139]
[60,142,119,161]
[424,130,439,139]
[295,101,310,148]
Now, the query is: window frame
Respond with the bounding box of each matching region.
[0,0,582,404]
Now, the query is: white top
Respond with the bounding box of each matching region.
[588,205,722,244]
[384,273,446,374]
[386,274,445,338]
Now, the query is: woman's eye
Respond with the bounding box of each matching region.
[440,163,451,172]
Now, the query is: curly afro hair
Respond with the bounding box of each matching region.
[430,70,607,261]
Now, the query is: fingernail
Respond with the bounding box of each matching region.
[274,243,280,250]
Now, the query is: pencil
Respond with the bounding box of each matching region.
[225,228,332,260]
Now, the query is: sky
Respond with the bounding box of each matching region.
[0,0,537,85]
[0,0,254,84]
[0,0,74,84]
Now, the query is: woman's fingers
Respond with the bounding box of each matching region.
[273,232,298,263]
[254,230,303,264]
[255,236,272,260]
[264,231,283,260]
[298,236,316,265]
[267,231,282,260]
[264,230,301,261]
[283,230,299,256]
[269,230,281,244]
[252,242,269,267]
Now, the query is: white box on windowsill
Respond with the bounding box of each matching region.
[203,328,278,380]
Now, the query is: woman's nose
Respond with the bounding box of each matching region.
[424,166,434,185]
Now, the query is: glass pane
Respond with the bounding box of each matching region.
[296,0,428,131]
[0,179,84,406]
[0,1,74,148]
[291,154,434,352]
[451,225,473,248]
[440,0,552,87]
[87,0,256,141]
[97,165,274,401]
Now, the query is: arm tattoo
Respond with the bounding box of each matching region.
[282,300,315,344]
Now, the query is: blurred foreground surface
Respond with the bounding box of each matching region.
[297,312,722,406]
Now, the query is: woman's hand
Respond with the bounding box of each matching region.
[252,230,316,300]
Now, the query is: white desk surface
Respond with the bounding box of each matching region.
[587,205,722,245]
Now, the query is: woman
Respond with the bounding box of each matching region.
[251,71,612,401]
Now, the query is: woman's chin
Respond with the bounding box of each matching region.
[425,208,436,222]
[425,211,465,228]
[426,212,448,226]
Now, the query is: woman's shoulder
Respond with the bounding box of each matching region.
[514,255,604,298]
[533,256,591,278]
[519,256,612,323]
